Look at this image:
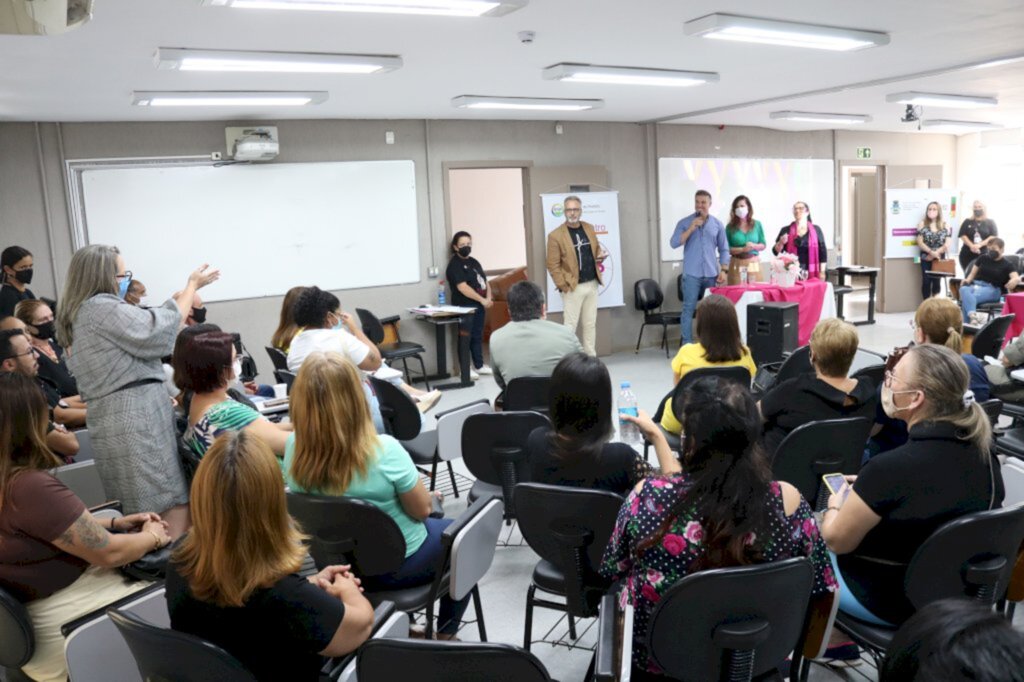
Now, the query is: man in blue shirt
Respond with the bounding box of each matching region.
[670,189,730,343]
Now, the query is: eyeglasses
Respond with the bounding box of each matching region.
[883,369,919,390]
[564,208,582,213]
[115,270,133,281]
[1,347,38,362]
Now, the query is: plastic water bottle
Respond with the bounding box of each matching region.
[739,266,748,286]
[437,281,447,306]
[617,382,641,446]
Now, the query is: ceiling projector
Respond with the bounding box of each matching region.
[232,132,279,162]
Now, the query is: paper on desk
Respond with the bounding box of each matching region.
[409,305,476,314]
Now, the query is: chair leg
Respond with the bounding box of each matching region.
[661,323,669,358]
[524,584,536,651]
[446,461,460,498]
[567,613,578,640]
[425,595,436,640]
[635,322,647,353]
[429,459,438,492]
[472,585,487,641]
[417,355,430,390]
[401,358,412,385]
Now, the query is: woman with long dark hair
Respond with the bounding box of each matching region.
[725,195,766,284]
[445,231,493,379]
[601,377,837,679]
[528,353,676,495]
[0,245,36,318]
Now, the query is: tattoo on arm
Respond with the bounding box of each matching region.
[58,513,111,551]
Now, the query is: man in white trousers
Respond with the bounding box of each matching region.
[545,195,604,355]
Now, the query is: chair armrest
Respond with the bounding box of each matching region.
[430,495,445,519]
[378,315,401,325]
[433,398,491,421]
[325,602,410,681]
[440,494,499,544]
[594,592,633,682]
[800,589,840,660]
[88,501,123,515]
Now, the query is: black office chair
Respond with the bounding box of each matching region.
[634,279,681,357]
[0,585,34,682]
[515,482,624,651]
[356,308,430,389]
[850,363,884,389]
[273,369,296,395]
[357,639,553,682]
[771,417,872,510]
[462,411,550,523]
[671,366,752,405]
[646,558,816,682]
[971,314,1016,360]
[836,504,1024,667]
[108,608,257,682]
[753,345,813,396]
[503,376,551,416]
[980,398,1003,428]
[264,346,288,372]
[642,390,681,463]
[369,376,423,441]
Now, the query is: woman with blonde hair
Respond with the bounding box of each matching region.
[916,201,951,300]
[0,372,169,682]
[284,351,470,637]
[270,285,307,353]
[823,344,1003,626]
[167,430,373,680]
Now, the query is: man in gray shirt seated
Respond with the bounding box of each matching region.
[490,281,583,389]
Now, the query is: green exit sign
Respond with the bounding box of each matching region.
[856,147,872,159]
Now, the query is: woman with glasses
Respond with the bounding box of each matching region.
[822,344,1003,627]
[771,201,827,280]
[55,245,219,537]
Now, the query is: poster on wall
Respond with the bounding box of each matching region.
[658,157,836,263]
[540,191,625,313]
[884,189,961,259]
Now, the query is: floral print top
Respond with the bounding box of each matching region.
[917,225,950,253]
[600,475,838,675]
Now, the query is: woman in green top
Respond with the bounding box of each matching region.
[283,351,470,637]
[725,195,766,285]
[177,331,291,459]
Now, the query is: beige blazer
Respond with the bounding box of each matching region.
[546,221,603,293]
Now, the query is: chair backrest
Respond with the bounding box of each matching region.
[652,389,672,423]
[446,497,505,600]
[273,369,296,395]
[108,608,257,682]
[980,398,1003,427]
[849,363,884,390]
[504,376,551,415]
[369,376,423,441]
[906,503,1024,608]
[672,365,752,408]
[973,314,1016,359]
[435,400,491,463]
[286,492,406,577]
[358,638,551,682]
[72,428,94,461]
[774,345,813,385]
[634,279,664,312]
[355,308,386,345]
[771,417,872,505]
[51,460,108,508]
[849,347,887,375]
[461,411,550,516]
[646,558,814,682]
[0,585,33,670]
[264,346,288,372]
[1002,460,1024,507]
[514,483,624,617]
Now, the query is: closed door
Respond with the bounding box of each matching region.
[852,172,880,268]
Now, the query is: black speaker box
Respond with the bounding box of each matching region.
[747,301,799,366]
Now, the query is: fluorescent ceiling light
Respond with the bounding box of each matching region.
[770,110,871,124]
[684,13,889,51]
[199,0,526,17]
[132,91,328,106]
[542,63,719,88]
[920,119,1002,132]
[886,91,997,108]
[452,95,603,111]
[155,48,402,74]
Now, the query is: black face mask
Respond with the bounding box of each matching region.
[974,209,984,218]
[457,246,472,258]
[7,268,32,285]
[191,307,207,324]
[33,321,55,340]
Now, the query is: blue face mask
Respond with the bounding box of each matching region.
[117,277,131,300]
[332,313,344,331]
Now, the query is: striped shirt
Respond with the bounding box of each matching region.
[185,399,261,458]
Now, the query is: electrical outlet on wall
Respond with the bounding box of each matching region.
[427,265,439,278]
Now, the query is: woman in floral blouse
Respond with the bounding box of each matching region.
[916,201,951,300]
[600,376,838,678]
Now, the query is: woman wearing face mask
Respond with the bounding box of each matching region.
[445,231,493,379]
[957,200,998,275]
[0,245,36,318]
[822,344,1003,627]
[14,300,79,398]
[725,195,766,285]
[176,331,290,460]
[915,202,951,300]
[772,201,828,280]
[55,245,219,537]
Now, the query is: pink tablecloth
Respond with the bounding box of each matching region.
[1002,293,1024,341]
[710,279,829,346]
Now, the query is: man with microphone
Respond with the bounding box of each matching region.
[670,189,730,344]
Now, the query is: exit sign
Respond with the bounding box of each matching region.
[856,147,872,159]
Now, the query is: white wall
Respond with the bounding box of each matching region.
[957,131,1024,252]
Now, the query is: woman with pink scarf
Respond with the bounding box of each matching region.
[772,201,828,280]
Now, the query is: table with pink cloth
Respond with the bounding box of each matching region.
[1001,293,1024,342]
[707,279,836,346]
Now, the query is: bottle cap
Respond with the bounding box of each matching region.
[621,381,631,388]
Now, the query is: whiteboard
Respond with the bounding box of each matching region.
[658,158,835,262]
[79,160,420,302]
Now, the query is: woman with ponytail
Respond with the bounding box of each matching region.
[823,344,1004,627]
[600,377,837,679]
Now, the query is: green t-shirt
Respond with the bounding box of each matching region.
[725,220,765,258]
[283,433,427,557]
[185,399,261,458]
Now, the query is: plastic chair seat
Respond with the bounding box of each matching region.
[367,580,445,613]
[403,430,438,464]
[834,612,894,652]
[644,311,679,325]
[531,560,566,595]
[381,341,428,360]
[468,480,502,504]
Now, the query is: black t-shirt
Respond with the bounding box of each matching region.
[37,342,78,397]
[773,225,828,271]
[445,256,487,307]
[970,253,1015,289]
[0,284,34,319]
[166,563,344,681]
[839,421,1004,624]
[36,375,63,412]
[760,373,877,457]
[527,426,644,496]
[568,226,598,284]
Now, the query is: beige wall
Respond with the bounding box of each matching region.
[447,167,527,272]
